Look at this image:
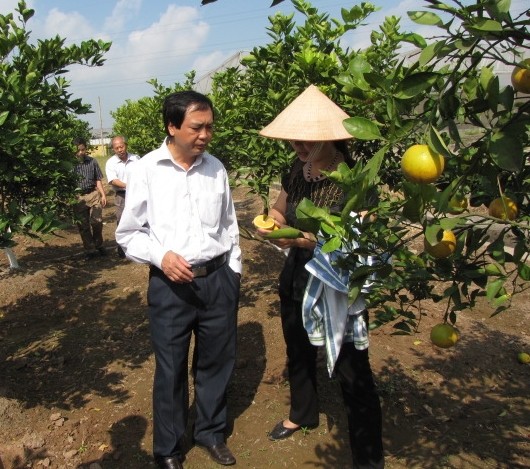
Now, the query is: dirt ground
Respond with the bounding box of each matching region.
[0,185,529,469]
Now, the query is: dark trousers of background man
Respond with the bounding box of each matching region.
[74,190,103,253]
[114,191,126,257]
[147,262,240,459]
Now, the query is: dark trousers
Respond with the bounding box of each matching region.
[280,294,384,469]
[148,263,240,458]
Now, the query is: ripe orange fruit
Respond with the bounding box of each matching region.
[511,58,530,94]
[488,196,518,220]
[430,323,459,348]
[401,144,445,184]
[424,230,456,259]
[253,214,277,230]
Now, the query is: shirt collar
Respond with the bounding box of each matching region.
[158,137,205,169]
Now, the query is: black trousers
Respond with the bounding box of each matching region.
[148,263,240,458]
[280,294,384,469]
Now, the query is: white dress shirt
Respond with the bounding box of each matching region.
[115,139,242,274]
[105,153,140,191]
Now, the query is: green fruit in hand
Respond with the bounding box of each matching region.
[263,227,303,239]
[517,352,530,364]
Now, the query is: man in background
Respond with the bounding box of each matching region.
[73,137,107,259]
[105,135,139,258]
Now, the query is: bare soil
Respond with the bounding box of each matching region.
[0,186,529,469]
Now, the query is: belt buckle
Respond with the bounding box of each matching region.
[193,265,208,278]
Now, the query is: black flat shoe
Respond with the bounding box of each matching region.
[197,442,236,466]
[268,421,304,440]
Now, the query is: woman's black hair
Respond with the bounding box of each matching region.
[333,140,354,166]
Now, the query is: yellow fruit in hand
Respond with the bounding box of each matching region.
[511,58,530,94]
[430,323,459,348]
[424,230,457,259]
[517,352,530,364]
[488,196,518,221]
[401,144,445,184]
[253,214,277,230]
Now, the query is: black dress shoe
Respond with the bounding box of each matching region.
[198,442,236,466]
[268,420,318,441]
[154,455,183,469]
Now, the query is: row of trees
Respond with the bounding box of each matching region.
[0,1,110,248]
[1,0,528,332]
[113,0,530,331]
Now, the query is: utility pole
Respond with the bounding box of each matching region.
[98,96,106,156]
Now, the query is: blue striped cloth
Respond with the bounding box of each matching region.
[302,242,369,377]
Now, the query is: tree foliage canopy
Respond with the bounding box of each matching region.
[0,1,111,248]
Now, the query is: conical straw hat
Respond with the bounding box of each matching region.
[259,85,352,141]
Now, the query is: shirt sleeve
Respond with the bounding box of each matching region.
[221,168,243,275]
[115,163,167,267]
[105,158,118,184]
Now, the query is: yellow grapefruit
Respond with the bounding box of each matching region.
[511,58,530,94]
[401,144,445,184]
[424,230,457,259]
[430,323,459,348]
[488,196,518,221]
[253,214,277,230]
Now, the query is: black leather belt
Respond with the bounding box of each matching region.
[191,253,227,278]
[115,190,126,195]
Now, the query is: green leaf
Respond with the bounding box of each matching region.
[0,110,9,126]
[439,218,460,231]
[399,32,427,49]
[394,72,439,99]
[322,236,342,253]
[488,236,506,264]
[465,18,503,33]
[419,41,440,66]
[425,224,443,245]
[518,263,530,281]
[483,264,502,276]
[427,125,452,158]
[343,116,384,140]
[296,198,336,228]
[486,278,504,301]
[488,132,524,172]
[408,11,443,26]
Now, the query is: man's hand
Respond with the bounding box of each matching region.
[161,251,193,283]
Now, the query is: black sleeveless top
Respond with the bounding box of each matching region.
[278,159,348,302]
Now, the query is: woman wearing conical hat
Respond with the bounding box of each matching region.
[257,85,384,468]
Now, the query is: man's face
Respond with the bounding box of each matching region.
[112,140,128,159]
[76,144,88,158]
[169,106,214,158]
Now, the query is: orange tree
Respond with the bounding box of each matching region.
[204,0,529,333]
[0,1,111,248]
[297,0,530,333]
[208,0,382,210]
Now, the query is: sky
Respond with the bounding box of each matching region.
[1,0,527,131]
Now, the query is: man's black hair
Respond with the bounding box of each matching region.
[162,90,214,135]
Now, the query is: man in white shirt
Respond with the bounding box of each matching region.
[116,91,242,469]
[105,136,139,258]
